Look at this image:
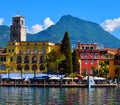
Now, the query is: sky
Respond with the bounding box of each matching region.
[0,0,120,39]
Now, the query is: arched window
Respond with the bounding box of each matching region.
[40,64,45,71]
[17,56,22,63]
[32,65,37,71]
[17,65,22,71]
[32,56,37,63]
[24,56,29,63]
[40,55,45,63]
[24,65,29,71]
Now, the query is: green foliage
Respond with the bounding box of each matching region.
[61,32,71,55]
[98,62,109,78]
[60,32,73,74]
[46,49,65,73]
[72,49,80,73]
[69,73,76,78]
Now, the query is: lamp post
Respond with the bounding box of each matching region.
[21,66,23,79]
[8,66,10,79]
[59,68,64,88]
[33,67,36,79]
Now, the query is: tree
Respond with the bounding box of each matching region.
[98,62,109,78]
[92,66,97,76]
[46,49,65,73]
[72,49,80,73]
[60,32,73,74]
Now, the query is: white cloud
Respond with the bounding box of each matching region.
[28,17,54,34]
[44,17,54,29]
[0,18,4,25]
[101,18,120,32]
[29,24,43,34]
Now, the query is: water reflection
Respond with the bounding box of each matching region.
[0,87,120,105]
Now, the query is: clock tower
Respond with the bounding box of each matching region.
[10,15,26,42]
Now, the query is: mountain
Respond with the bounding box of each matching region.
[27,15,120,48]
[0,15,120,48]
[0,25,10,48]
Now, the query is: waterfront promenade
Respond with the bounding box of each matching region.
[0,83,119,88]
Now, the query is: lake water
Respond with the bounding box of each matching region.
[0,86,120,105]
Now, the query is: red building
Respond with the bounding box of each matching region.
[78,41,100,76]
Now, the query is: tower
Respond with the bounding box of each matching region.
[10,15,26,42]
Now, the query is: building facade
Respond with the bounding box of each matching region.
[0,15,60,75]
[78,41,100,76]
[10,15,26,42]
[78,41,120,78]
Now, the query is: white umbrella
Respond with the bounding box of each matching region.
[63,77,72,80]
[74,77,79,80]
[49,76,60,80]
[93,77,106,80]
[24,77,30,81]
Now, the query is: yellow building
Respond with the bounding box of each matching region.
[6,41,60,73]
[0,48,8,74]
[0,15,60,76]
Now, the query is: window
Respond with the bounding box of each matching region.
[27,43,29,46]
[21,20,24,25]
[24,65,29,71]
[42,42,45,45]
[19,50,23,54]
[91,60,94,64]
[40,64,45,71]
[8,49,11,53]
[85,60,88,64]
[86,53,88,57]
[91,53,93,57]
[34,49,38,54]
[32,65,37,71]
[26,49,30,54]
[42,49,46,54]
[17,56,22,63]
[17,65,22,71]
[82,53,84,58]
[82,47,84,49]
[10,57,13,62]
[4,57,6,61]
[90,47,93,50]
[24,56,29,63]
[0,64,6,70]
[12,49,14,52]
[0,57,6,62]
[94,53,97,58]
[35,43,37,45]
[40,56,45,63]
[32,56,37,63]
[86,47,89,50]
